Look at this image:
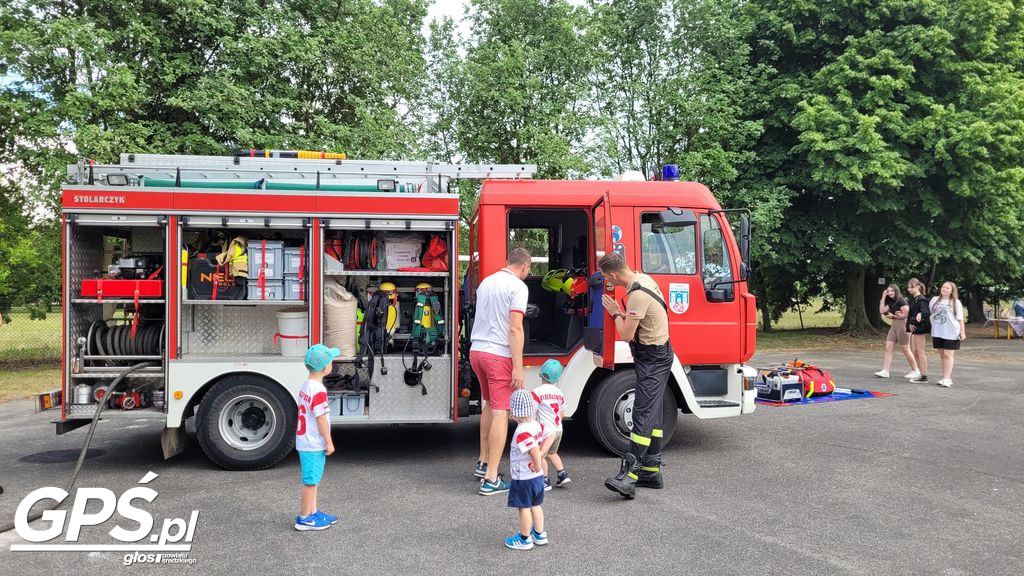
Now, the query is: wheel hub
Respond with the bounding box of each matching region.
[613,389,636,439]
[218,394,277,451]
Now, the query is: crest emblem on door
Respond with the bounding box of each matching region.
[669,282,689,314]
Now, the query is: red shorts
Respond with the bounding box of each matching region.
[470,350,513,411]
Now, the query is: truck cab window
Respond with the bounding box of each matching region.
[508,227,551,277]
[641,212,696,275]
[700,214,733,285]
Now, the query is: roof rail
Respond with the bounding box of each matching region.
[67,154,536,188]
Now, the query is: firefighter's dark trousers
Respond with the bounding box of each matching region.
[629,341,673,460]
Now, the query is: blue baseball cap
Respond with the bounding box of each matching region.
[305,344,341,372]
[539,359,563,383]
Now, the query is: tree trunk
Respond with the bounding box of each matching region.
[840,263,875,334]
[759,298,773,332]
[864,265,886,330]
[965,284,985,324]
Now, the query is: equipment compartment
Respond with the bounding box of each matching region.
[65,217,168,418]
[178,219,311,359]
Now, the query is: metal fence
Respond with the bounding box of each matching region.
[0,307,62,364]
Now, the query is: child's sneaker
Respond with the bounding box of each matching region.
[505,532,534,550]
[474,461,487,479]
[544,478,552,492]
[479,474,510,496]
[556,470,571,487]
[938,378,953,387]
[531,528,549,545]
[873,370,890,378]
[910,375,929,384]
[904,370,922,379]
[315,510,338,525]
[294,513,332,531]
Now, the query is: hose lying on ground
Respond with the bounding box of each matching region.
[0,362,156,534]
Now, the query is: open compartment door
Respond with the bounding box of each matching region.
[583,192,615,369]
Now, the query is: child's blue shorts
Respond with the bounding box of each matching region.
[298,450,326,486]
[508,476,545,509]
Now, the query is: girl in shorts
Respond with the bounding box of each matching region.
[930,281,966,387]
[905,278,931,383]
[875,284,919,379]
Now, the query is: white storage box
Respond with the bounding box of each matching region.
[383,236,423,269]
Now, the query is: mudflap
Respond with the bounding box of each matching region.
[161,426,188,459]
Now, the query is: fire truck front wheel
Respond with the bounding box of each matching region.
[195,375,297,470]
[587,369,679,456]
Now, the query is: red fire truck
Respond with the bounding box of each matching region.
[54,153,756,470]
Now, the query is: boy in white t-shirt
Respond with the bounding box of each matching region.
[504,389,548,550]
[294,344,339,531]
[532,359,571,490]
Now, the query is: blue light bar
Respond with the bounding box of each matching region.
[661,164,679,181]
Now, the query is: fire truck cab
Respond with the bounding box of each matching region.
[55,153,756,470]
[470,179,757,454]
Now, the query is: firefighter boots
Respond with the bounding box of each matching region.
[636,453,664,489]
[604,454,639,499]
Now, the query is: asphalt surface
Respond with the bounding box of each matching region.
[1,344,1022,575]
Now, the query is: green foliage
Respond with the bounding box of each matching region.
[1,0,1022,335]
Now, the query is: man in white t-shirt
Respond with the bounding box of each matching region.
[471,247,531,495]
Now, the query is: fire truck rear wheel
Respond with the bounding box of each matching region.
[195,376,296,470]
[587,369,678,456]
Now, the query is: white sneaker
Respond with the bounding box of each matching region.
[903,370,921,379]
[874,370,890,378]
[938,379,952,388]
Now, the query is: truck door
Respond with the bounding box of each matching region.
[583,192,615,369]
[633,207,741,364]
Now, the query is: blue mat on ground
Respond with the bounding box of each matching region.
[755,387,895,407]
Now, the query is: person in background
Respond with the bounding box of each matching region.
[1013,297,1024,318]
[905,278,931,384]
[875,284,919,379]
[930,281,967,387]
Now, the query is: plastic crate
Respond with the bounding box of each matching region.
[247,240,285,280]
[283,246,304,275]
[283,275,305,301]
[247,280,285,301]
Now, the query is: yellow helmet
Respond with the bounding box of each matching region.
[415,282,432,292]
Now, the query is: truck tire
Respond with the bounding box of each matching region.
[195,375,296,470]
[587,368,678,456]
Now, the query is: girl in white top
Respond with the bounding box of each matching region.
[930,281,967,387]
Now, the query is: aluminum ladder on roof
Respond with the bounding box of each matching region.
[68,153,536,186]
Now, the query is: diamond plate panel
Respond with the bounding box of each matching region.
[182,305,299,355]
[367,355,453,421]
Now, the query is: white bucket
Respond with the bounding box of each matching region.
[275,308,309,357]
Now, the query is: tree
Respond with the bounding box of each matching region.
[456,0,594,178]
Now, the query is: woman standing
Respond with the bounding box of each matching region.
[905,278,931,383]
[875,284,918,378]
[930,282,967,387]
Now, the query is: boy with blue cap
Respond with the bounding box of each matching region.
[294,344,340,531]
[532,359,571,490]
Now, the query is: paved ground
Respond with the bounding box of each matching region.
[1,343,1022,575]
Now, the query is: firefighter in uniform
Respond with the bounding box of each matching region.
[597,252,672,499]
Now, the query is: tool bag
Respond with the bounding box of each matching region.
[187,253,246,300]
[785,359,836,397]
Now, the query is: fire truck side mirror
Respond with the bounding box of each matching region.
[739,212,751,280]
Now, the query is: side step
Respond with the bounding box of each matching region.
[697,400,740,408]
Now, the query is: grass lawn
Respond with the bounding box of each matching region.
[0,309,61,362]
[0,365,61,403]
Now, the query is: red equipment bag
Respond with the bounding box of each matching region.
[785,359,836,397]
[422,235,449,272]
